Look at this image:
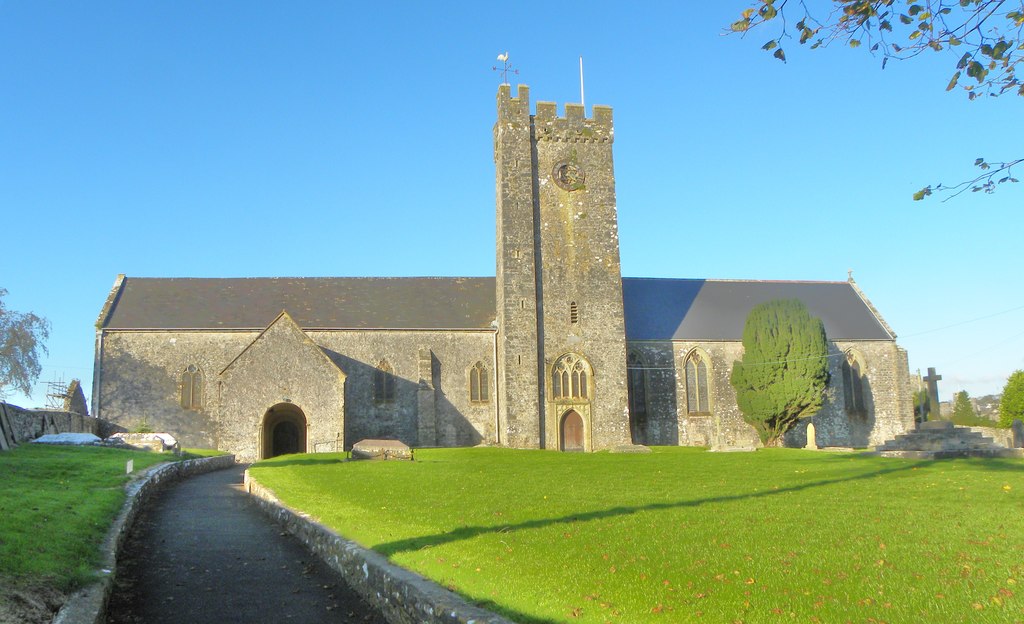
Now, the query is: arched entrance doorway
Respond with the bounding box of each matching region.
[560,410,585,452]
[261,403,307,459]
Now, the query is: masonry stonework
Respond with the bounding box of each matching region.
[93,84,915,458]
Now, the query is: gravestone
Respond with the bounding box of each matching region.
[351,439,413,461]
[0,403,13,451]
[1012,419,1024,449]
[804,422,818,450]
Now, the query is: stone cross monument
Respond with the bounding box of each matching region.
[922,367,943,422]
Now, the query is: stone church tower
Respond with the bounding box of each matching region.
[494,84,632,451]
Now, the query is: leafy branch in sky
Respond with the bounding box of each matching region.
[730,0,1023,200]
[0,288,50,399]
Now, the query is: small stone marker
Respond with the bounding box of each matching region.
[351,439,413,461]
[804,422,818,450]
[126,459,134,474]
[1012,419,1024,449]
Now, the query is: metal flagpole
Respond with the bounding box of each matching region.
[579,56,585,110]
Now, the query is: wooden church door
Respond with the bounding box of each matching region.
[561,410,584,452]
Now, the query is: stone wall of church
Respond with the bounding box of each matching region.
[627,340,757,449]
[218,318,346,462]
[98,329,498,454]
[310,330,497,449]
[629,339,912,449]
[625,341,676,445]
[96,330,257,448]
[494,84,543,449]
[674,341,761,449]
[792,340,914,448]
[532,99,631,452]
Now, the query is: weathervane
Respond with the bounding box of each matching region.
[493,52,518,85]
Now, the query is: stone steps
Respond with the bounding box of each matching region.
[870,421,1024,459]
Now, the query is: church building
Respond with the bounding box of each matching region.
[92,85,914,461]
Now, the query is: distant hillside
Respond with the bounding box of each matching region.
[938,394,1001,421]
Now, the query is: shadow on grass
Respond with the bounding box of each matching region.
[950,457,1024,473]
[373,458,933,558]
[254,454,346,468]
[474,601,561,624]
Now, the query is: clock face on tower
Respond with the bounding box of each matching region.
[552,161,586,191]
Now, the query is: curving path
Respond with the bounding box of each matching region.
[106,464,388,624]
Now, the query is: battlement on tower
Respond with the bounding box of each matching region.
[496,84,613,144]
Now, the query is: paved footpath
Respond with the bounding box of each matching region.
[106,464,388,624]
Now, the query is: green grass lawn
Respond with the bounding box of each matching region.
[180,447,231,458]
[0,444,172,591]
[250,447,1024,624]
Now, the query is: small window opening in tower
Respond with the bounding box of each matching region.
[570,301,579,324]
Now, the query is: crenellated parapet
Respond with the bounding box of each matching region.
[495,84,613,143]
[534,101,612,144]
[496,84,531,124]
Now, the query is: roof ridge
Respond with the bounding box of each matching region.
[623,276,847,285]
[118,275,496,281]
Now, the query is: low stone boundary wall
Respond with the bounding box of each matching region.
[0,401,100,448]
[52,454,236,624]
[244,472,513,624]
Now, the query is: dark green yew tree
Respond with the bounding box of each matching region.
[730,299,829,446]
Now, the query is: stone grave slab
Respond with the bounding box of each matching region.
[107,432,179,453]
[351,439,413,461]
[611,444,652,454]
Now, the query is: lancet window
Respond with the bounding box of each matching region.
[374,360,395,402]
[627,351,647,417]
[180,365,202,410]
[470,362,489,403]
[685,351,711,414]
[842,351,867,415]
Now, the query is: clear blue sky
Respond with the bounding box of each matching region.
[2,2,1021,409]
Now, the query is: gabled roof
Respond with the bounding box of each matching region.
[622,278,894,341]
[100,277,497,330]
[219,310,344,377]
[99,275,895,341]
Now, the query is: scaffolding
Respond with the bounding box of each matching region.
[44,375,70,410]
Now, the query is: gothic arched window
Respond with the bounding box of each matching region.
[842,351,867,415]
[374,360,395,403]
[685,351,711,414]
[180,365,202,410]
[627,351,647,417]
[470,362,489,403]
[552,354,591,400]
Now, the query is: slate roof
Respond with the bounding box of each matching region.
[101,277,498,330]
[621,278,893,341]
[100,275,893,341]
